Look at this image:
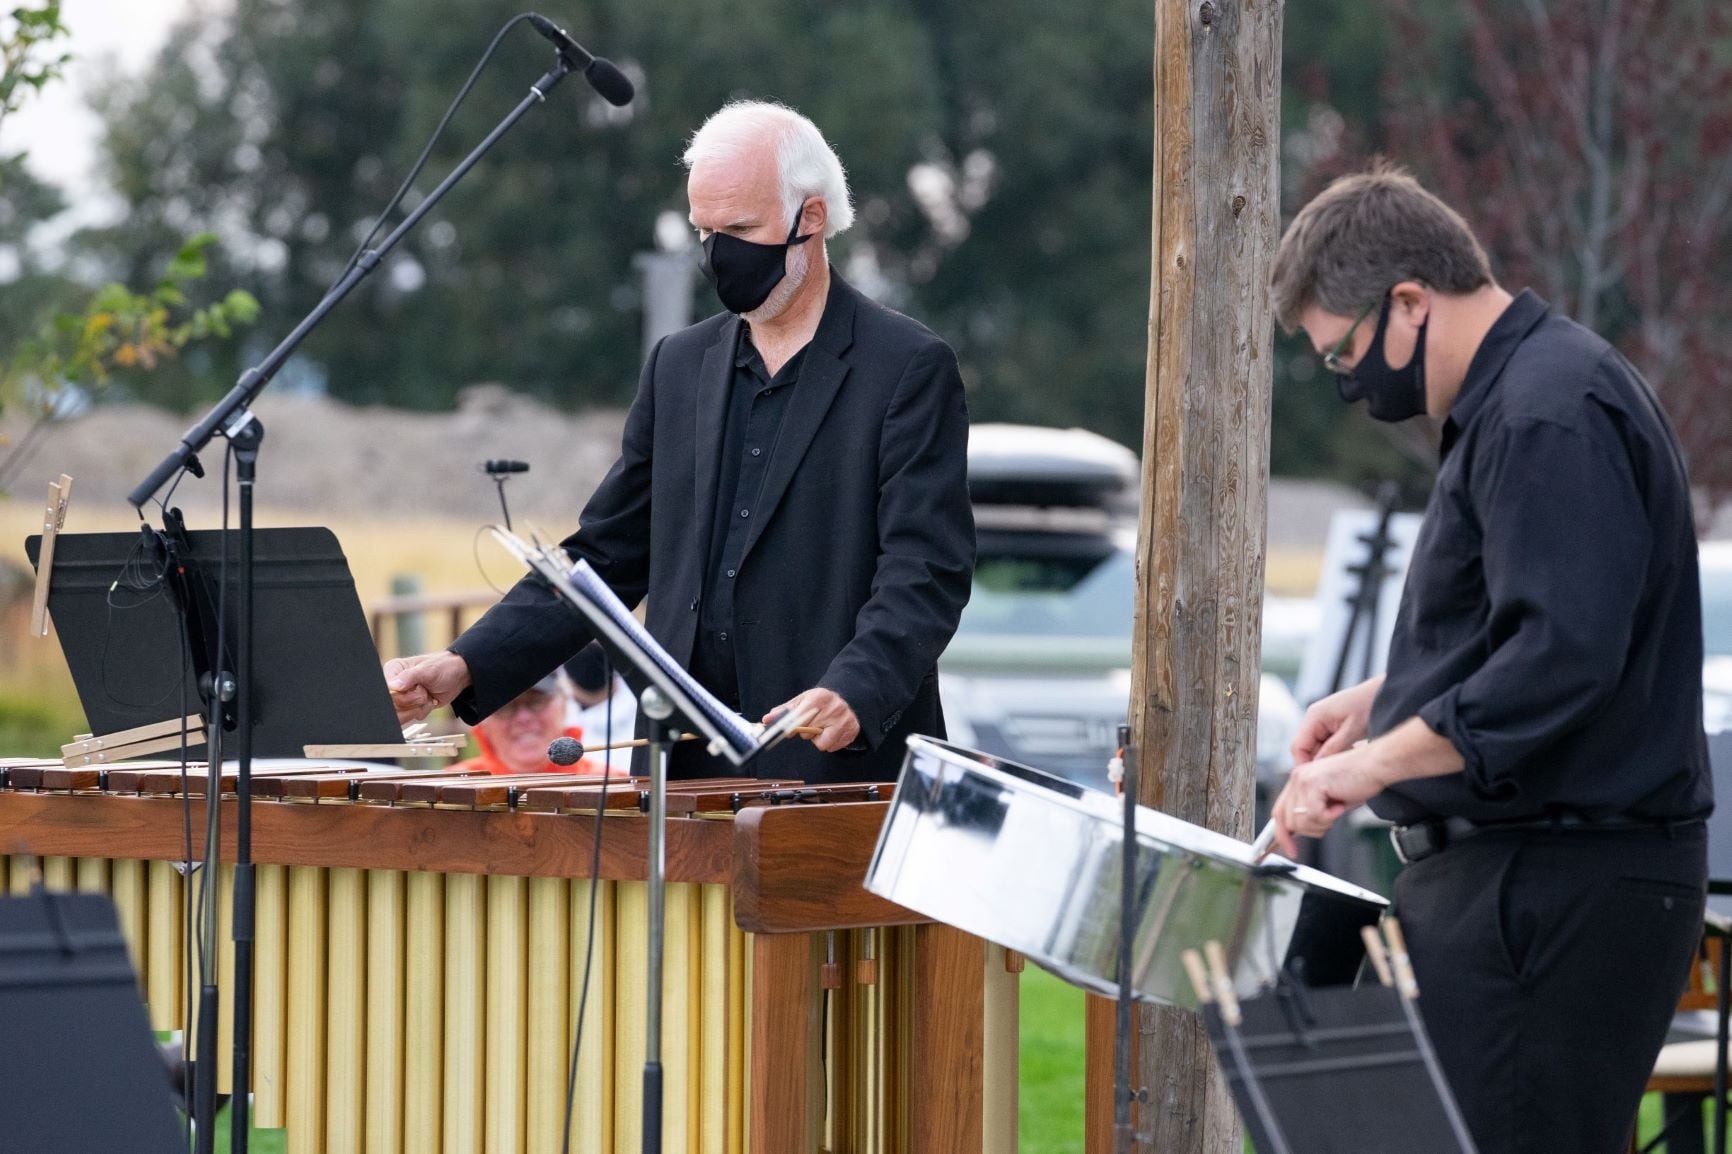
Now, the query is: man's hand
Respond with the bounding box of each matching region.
[1269,743,1393,858]
[766,688,860,753]
[1269,716,1466,859]
[384,651,473,724]
[1290,674,1384,766]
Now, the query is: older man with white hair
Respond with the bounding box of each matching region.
[387,101,975,785]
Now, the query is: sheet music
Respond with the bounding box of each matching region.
[559,559,760,760]
[489,528,805,764]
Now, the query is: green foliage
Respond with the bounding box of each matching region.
[0,0,68,138]
[0,1,259,430]
[69,0,1161,434]
[0,233,260,413]
[28,0,1457,487]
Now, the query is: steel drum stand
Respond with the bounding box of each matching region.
[1114,723,1146,1152]
[639,685,675,1154]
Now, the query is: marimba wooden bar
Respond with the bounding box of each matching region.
[0,762,1019,1153]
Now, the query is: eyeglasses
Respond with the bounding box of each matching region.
[1322,300,1379,376]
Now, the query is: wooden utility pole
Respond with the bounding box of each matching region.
[1085,0,1284,1150]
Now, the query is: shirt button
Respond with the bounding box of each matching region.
[719,632,729,642]
[750,448,761,457]
[740,508,750,518]
[726,569,736,578]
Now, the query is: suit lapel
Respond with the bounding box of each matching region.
[692,317,742,573]
[738,278,857,566]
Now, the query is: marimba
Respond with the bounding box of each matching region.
[0,761,1020,1153]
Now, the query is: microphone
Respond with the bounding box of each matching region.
[547,736,585,765]
[526,14,635,107]
[483,459,530,475]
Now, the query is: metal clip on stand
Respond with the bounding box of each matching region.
[639,685,675,1154]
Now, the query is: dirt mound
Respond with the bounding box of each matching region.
[1,386,629,524]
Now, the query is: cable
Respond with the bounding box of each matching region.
[325,13,537,297]
[98,535,176,710]
[175,592,195,1154]
[561,649,613,1154]
[472,524,515,598]
[158,462,195,516]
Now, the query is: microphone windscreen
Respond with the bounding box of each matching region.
[547,736,585,765]
[585,58,635,107]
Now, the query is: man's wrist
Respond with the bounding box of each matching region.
[1371,717,1466,785]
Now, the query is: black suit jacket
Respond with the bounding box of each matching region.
[449,274,975,784]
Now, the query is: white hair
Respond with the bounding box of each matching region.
[682,100,855,238]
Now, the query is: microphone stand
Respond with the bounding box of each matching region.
[638,685,675,1154]
[126,52,578,1154]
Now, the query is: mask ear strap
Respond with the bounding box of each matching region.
[786,203,815,246]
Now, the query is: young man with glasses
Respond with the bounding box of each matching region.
[1266,163,1711,1154]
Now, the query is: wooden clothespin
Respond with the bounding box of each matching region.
[1204,940,1243,1027]
[1360,923,1395,988]
[29,473,73,637]
[1182,947,1214,1007]
[1382,917,1420,1000]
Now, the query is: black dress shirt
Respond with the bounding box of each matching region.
[1368,290,1712,824]
[688,329,807,711]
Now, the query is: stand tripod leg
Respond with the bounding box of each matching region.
[640,687,673,1154]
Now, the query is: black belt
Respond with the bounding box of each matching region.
[1390,813,1701,865]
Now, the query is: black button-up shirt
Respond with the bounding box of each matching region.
[1368,290,1712,824]
[688,329,807,710]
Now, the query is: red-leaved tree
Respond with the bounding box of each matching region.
[1386,0,1732,527]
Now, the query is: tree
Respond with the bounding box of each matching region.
[68,0,1155,441]
[0,0,258,487]
[1386,0,1732,521]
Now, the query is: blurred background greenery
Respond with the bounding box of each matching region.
[10,0,1724,516]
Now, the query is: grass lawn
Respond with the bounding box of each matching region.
[210,1109,283,1154]
[1021,965,1089,1152]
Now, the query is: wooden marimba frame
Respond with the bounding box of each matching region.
[0,762,1020,1153]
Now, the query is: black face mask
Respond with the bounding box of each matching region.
[1338,295,1429,423]
[698,212,813,315]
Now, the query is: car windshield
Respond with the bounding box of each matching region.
[956,544,1135,637]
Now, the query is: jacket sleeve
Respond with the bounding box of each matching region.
[817,339,975,746]
[449,338,663,722]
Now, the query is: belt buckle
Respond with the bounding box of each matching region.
[1390,820,1443,865]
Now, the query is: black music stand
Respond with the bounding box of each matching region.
[1186,929,1477,1154]
[26,527,403,757]
[0,888,185,1153]
[28,524,404,1153]
[491,529,803,1153]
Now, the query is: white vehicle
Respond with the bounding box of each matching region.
[1701,542,1732,734]
[940,424,1305,792]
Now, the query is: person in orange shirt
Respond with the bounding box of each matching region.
[452,671,597,775]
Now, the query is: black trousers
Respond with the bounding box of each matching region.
[1394,823,1707,1154]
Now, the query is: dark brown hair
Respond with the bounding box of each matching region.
[1271,162,1493,332]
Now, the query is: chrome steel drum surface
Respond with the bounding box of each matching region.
[866,736,1388,1007]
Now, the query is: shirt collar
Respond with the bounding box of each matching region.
[1443,289,1551,448]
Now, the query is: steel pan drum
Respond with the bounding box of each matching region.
[865,736,1387,1007]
